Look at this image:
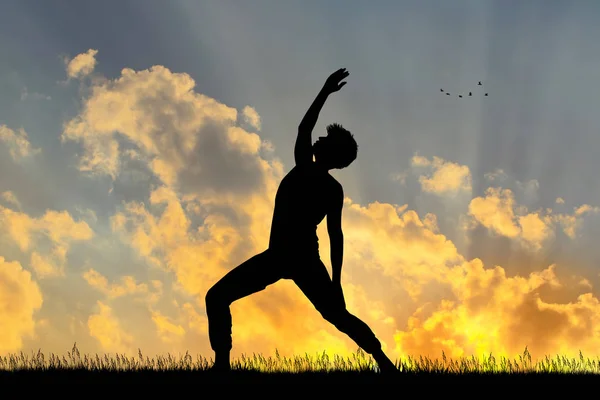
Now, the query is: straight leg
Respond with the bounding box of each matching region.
[290,258,398,373]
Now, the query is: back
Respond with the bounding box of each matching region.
[268,162,337,253]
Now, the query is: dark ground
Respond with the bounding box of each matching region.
[1,369,599,385]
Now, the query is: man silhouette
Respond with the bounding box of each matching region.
[205,68,398,374]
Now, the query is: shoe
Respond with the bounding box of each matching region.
[208,361,231,373]
[377,358,400,375]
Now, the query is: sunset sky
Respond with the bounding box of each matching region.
[2,0,600,362]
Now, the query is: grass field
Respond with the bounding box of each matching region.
[1,343,599,384]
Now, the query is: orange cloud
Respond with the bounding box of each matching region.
[394,258,600,361]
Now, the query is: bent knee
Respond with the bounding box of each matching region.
[205,285,222,308]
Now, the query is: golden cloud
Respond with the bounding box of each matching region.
[1,191,21,210]
[0,204,94,279]
[66,49,98,79]
[151,310,186,344]
[56,55,600,364]
[410,155,472,196]
[87,301,134,355]
[241,105,261,131]
[82,268,157,300]
[394,258,600,361]
[0,125,41,162]
[0,256,43,355]
[467,187,600,251]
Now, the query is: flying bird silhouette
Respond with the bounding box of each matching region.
[478,81,482,86]
[485,93,488,96]
[458,95,463,98]
[469,92,472,96]
[446,92,450,95]
[440,88,444,92]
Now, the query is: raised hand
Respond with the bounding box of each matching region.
[323,68,349,94]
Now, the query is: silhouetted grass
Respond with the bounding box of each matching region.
[1,343,599,384]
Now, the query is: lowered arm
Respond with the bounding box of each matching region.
[327,183,345,284]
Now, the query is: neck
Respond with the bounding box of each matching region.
[314,160,330,172]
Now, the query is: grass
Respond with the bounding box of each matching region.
[1,343,600,384]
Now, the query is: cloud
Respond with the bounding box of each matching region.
[20,87,51,101]
[410,155,472,197]
[30,246,67,279]
[484,168,508,182]
[151,310,186,344]
[340,200,463,300]
[389,171,408,185]
[0,256,43,355]
[53,54,600,363]
[394,259,600,360]
[516,179,540,204]
[1,191,21,210]
[61,63,279,200]
[0,125,41,162]
[65,49,99,79]
[465,187,600,251]
[182,302,208,335]
[82,268,158,301]
[87,301,134,355]
[241,105,261,131]
[0,205,94,278]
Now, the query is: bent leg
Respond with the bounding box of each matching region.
[205,249,281,356]
[291,260,397,372]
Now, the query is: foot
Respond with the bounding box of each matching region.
[377,359,399,375]
[372,350,399,375]
[209,361,231,373]
[209,351,231,373]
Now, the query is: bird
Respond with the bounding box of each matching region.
[440,88,444,92]
[484,93,488,96]
[459,95,463,98]
[478,81,482,86]
[446,92,450,95]
[469,92,472,96]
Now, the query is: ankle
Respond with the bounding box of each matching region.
[215,351,230,366]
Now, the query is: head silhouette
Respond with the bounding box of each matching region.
[313,123,358,170]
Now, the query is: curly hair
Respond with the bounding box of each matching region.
[325,123,358,169]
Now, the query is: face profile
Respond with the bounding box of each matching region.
[312,123,358,170]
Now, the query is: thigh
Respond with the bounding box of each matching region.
[291,258,343,314]
[210,249,282,302]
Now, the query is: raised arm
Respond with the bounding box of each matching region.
[295,68,349,166]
